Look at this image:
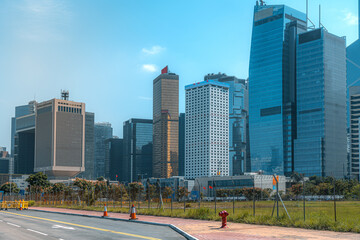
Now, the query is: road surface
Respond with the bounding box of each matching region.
[0,209,186,240]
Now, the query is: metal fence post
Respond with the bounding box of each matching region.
[303,179,305,221]
[333,180,337,222]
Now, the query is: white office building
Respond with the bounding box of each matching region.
[185,80,230,179]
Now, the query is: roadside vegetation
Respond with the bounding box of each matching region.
[14,172,360,233]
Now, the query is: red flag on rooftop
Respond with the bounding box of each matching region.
[209,186,213,189]
[161,65,168,74]
[203,187,206,190]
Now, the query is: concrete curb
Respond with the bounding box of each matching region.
[29,209,198,240]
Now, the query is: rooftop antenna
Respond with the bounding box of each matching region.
[260,0,265,6]
[319,4,328,31]
[61,90,69,100]
[306,0,316,30]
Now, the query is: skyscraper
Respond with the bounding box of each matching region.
[123,118,153,182]
[153,66,179,178]
[349,86,360,180]
[12,101,36,174]
[295,28,347,178]
[205,73,249,175]
[94,122,113,178]
[178,113,185,176]
[104,137,124,181]
[0,147,10,174]
[185,80,229,179]
[77,112,95,179]
[34,98,85,178]
[249,3,306,176]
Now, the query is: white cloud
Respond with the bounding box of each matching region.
[142,64,157,72]
[343,11,358,26]
[138,96,152,101]
[142,45,166,55]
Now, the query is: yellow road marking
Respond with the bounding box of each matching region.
[0,211,161,240]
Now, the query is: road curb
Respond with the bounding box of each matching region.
[29,209,198,240]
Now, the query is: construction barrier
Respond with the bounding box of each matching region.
[1,200,29,210]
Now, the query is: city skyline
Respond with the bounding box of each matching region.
[0,0,359,151]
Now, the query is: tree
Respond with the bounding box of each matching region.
[176,187,189,201]
[290,172,304,184]
[162,187,173,199]
[145,184,156,200]
[26,172,50,188]
[0,182,20,194]
[128,182,144,201]
[97,176,105,181]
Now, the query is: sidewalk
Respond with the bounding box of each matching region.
[29,207,359,240]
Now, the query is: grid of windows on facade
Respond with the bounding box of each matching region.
[57,102,83,114]
[350,87,360,180]
[185,82,229,179]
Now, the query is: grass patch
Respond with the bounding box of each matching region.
[32,200,360,233]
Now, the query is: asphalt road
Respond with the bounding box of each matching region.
[0,210,186,240]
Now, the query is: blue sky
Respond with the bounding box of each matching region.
[0,0,358,151]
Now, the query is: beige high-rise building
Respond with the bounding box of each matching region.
[34,96,85,178]
[153,68,179,178]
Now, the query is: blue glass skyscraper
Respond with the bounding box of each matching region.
[249,3,306,176]
[295,28,347,178]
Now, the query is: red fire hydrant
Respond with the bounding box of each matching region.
[219,210,229,228]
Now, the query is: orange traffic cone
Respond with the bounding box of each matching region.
[103,204,108,217]
[129,204,138,220]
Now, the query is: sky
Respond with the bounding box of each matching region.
[0,0,358,152]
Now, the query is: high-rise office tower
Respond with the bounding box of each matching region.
[185,80,229,179]
[295,28,347,178]
[77,112,95,179]
[104,137,124,181]
[205,73,249,175]
[349,86,360,180]
[94,122,113,178]
[123,119,153,182]
[152,66,179,178]
[249,3,306,176]
[0,147,10,174]
[346,0,360,177]
[34,97,85,178]
[178,113,185,176]
[12,101,36,174]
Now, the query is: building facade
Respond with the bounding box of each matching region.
[249,3,307,176]
[104,137,123,181]
[77,112,95,179]
[12,101,36,174]
[205,73,249,175]
[34,98,85,178]
[94,122,113,179]
[123,118,153,182]
[295,28,347,178]
[185,80,229,179]
[349,86,360,180]
[153,69,179,178]
[0,147,10,174]
[178,113,185,176]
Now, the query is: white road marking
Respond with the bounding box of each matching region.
[0,220,3,222]
[52,224,75,230]
[26,229,48,236]
[7,222,21,227]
